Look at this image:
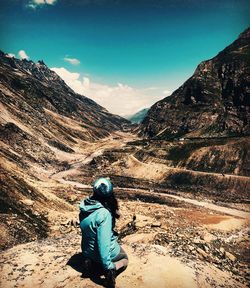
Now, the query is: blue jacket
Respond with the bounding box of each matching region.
[79,197,120,270]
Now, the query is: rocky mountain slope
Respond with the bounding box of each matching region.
[66,136,249,202]
[0,51,129,145]
[126,108,149,124]
[0,51,130,249]
[140,28,250,139]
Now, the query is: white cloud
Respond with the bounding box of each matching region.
[27,0,57,9]
[163,89,171,95]
[18,50,29,60]
[45,0,57,4]
[6,53,15,58]
[64,57,80,65]
[34,0,46,3]
[51,67,171,116]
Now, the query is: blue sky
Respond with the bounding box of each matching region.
[1,0,249,116]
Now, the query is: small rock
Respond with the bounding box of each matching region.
[193,238,203,245]
[201,232,216,243]
[225,251,236,262]
[68,195,77,202]
[151,222,161,228]
[187,245,195,251]
[197,247,209,259]
[135,215,152,228]
[204,245,209,253]
[20,199,34,206]
[219,247,225,255]
[212,257,221,265]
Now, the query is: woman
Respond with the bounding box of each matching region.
[79,177,128,288]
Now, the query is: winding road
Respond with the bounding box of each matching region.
[50,132,250,220]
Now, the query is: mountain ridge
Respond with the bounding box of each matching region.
[0,50,130,249]
[126,108,149,124]
[140,28,250,139]
[0,50,130,147]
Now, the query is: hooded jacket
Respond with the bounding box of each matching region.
[79,197,120,270]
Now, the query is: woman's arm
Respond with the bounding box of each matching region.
[97,209,115,270]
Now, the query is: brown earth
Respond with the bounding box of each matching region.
[0,196,249,288]
[0,132,250,287]
[65,136,250,202]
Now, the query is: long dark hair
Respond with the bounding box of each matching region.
[92,193,120,227]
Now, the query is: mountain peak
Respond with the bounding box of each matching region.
[0,49,129,145]
[140,28,250,139]
[38,60,46,66]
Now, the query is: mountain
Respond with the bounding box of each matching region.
[0,51,129,141]
[126,108,149,124]
[0,51,131,167]
[0,51,129,249]
[140,28,250,139]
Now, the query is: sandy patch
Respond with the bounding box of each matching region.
[123,233,157,244]
[117,155,169,181]
[119,245,197,288]
[206,218,248,231]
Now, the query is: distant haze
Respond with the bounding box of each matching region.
[51,67,169,116]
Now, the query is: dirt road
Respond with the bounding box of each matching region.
[50,131,136,187]
[49,132,250,220]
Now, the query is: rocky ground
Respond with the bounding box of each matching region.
[1,132,249,287]
[65,136,250,203]
[0,194,249,288]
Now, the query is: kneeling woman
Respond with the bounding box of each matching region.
[79,177,128,288]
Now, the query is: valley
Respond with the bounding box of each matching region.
[0,27,249,288]
[1,131,249,288]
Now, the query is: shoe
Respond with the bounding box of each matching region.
[83,258,92,276]
[105,269,116,288]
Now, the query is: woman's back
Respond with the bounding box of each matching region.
[79,197,120,269]
[79,178,128,288]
